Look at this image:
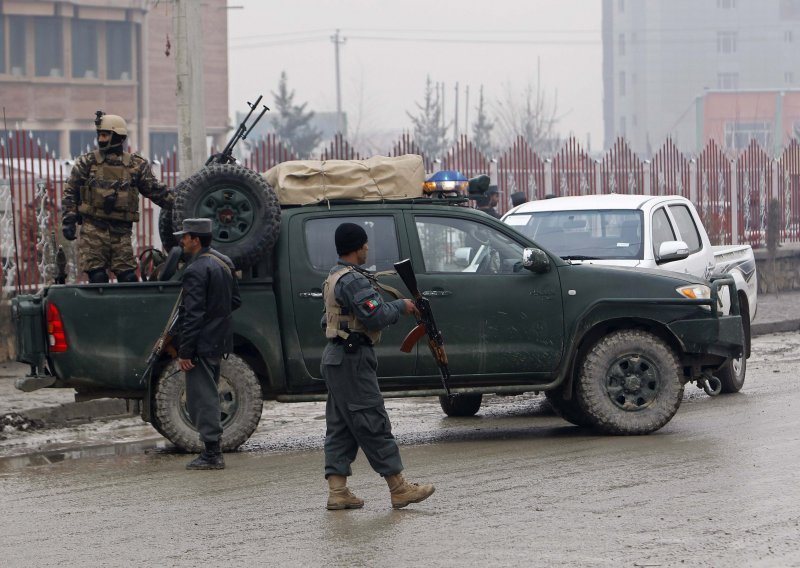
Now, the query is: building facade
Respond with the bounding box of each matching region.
[603,0,800,155]
[0,0,229,160]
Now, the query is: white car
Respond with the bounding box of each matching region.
[503,193,757,394]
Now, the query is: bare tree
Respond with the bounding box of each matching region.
[471,85,494,157]
[493,75,560,154]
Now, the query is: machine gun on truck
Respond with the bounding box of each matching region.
[206,95,269,165]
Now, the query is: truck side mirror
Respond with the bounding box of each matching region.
[656,240,690,264]
[522,247,551,273]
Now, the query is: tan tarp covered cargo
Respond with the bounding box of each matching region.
[264,154,424,205]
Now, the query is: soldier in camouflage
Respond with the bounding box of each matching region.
[61,112,174,283]
[321,222,435,510]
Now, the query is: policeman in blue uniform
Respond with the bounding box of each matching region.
[321,222,435,510]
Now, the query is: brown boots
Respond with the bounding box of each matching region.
[326,475,365,510]
[385,473,435,509]
[326,473,435,510]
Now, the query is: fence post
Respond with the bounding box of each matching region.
[544,159,553,197]
[643,160,651,195]
[489,159,498,187]
[730,158,738,245]
[689,158,698,204]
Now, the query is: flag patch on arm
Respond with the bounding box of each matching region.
[364,298,381,312]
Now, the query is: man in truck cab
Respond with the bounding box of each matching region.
[320,222,435,510]
[61,111,175,283]
[174,218,241,471]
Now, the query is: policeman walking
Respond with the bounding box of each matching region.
[61,111,174,283]
[321,222,435,510]
[174,218,241,470]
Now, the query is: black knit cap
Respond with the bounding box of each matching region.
[335,222,368,255]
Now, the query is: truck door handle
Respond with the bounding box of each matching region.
[298,292,323,299]
[422,290,452,297]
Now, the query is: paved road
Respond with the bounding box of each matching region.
[1,331,799,567]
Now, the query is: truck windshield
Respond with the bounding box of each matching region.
[505,209,644,260]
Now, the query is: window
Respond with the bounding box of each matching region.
[149,132,178,159]
[618,33,626,56]
[669,205,702,253]
[30,130,61,156]
[786,71,795,84]
[618,71,626,96]
[106,21,132,80]
[507,209,644,260]
[717,0,737,8]
[304,216,399,272]
[717,72,739,90]
[717,31,738,54]
[34,17,63,77]
[724,121,772,150]
[9,16,26,76]
[70,130,96,157]
[652,208,676,257]
[72,20,98,79]
[415,216,523,274]
[786,30,794,43]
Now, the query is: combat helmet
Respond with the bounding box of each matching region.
[94,111,128,153]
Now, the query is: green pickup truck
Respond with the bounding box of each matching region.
[11,166,744,451]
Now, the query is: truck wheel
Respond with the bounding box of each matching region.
[158,207,178,252]
[716,310,749,394]
[439,393,482,417]
[153,355,264,452]
[576,330,683,435]
[172,163,281,268]
[545,388,593,427]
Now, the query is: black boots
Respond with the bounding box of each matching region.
[186,441,225,470]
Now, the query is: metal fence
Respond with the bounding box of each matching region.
[2,130,800,292]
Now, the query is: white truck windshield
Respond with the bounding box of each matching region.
[506,209,644,260]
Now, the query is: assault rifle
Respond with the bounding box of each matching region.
[207,95,269,165]
[394,258,452,397]
[139,291,182,385]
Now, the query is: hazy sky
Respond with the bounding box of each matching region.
[227,0,603,150]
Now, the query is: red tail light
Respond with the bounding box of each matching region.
[46,302,68,353]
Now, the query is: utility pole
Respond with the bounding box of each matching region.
[331,29,346,135]
[174,0,206,177]
[465,84,470,136]
[454,82,459,140]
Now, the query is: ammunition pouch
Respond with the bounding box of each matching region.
[78,150,140,223]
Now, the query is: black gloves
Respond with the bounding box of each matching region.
[62,215,78,241]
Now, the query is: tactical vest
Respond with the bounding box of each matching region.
[323,266,382,345]
[77,150,140,223]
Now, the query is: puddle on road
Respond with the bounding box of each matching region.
[0,438,176,473]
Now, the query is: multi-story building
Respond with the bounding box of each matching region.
[602,0,800,155]
[0,0,229,160]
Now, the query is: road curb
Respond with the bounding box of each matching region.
[752,319,800,337]
[9,399,137,429]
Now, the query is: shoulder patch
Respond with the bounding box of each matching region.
[363,297,381,312]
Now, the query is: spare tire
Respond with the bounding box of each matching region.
[172,163,281,268]
[159,207,179,252]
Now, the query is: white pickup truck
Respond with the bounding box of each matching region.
[502,193,757,394]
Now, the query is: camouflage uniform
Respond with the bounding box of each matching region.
[62,149,174,275]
